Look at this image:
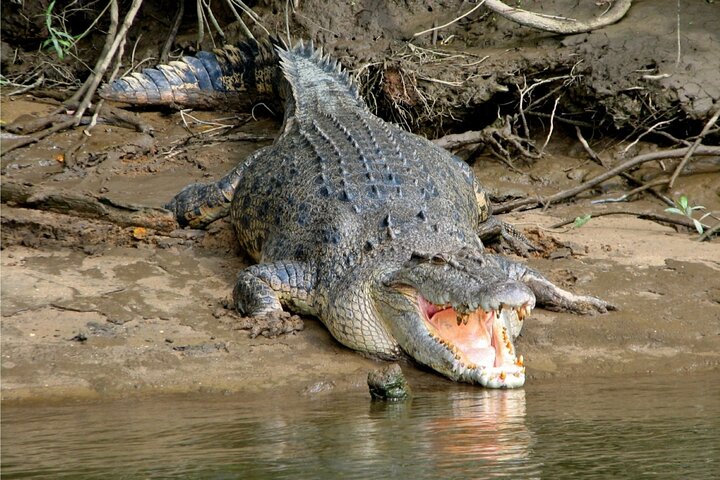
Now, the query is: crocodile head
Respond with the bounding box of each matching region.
[374,250,534,388]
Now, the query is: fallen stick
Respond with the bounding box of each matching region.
[575,126,672,206]
[548,210,711,233]
[494,145,720,213]
[668,105,720,189]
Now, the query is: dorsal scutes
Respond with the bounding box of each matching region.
[277,40,362,115]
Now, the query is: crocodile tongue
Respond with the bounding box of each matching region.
[421,298,521,372]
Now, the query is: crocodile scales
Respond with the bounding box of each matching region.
[102,39,613,388]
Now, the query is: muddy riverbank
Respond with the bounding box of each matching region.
[2,1,719,403]
[2,98,718,402]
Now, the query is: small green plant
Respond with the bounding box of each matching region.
[665,195,711,234]
[41,1,78,60]
[573,214,592,228]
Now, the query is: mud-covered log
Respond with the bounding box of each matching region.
[1,181,177,232]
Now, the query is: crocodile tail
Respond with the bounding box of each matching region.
[100,38,284,111]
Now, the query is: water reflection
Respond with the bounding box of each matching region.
[365,388,534,478]
[2,374,718,479]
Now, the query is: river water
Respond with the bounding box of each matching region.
[2,373,718,479]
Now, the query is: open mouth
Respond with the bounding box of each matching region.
[418,293,530,388]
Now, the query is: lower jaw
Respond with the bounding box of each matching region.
[458,364,526,388]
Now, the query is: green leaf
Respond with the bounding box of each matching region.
[665,207,683,216]
[692,219,704,235]
[678,195,689,210]
[51,36,64,60]
[573,214,592,228]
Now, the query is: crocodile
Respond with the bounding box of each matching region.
[101,39,614,388]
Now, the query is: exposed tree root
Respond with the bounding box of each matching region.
[434,116,539,165]
[484,0,632,34]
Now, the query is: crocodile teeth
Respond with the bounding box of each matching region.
[455,312,470,326]
[517,304,531,321]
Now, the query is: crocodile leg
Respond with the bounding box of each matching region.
[233,260,317,317]
[485,253,615,314]
[468,173,536,255]
[477,216,537,256]
[165,149,265,228]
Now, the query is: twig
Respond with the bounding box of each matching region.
[668,106,720,189]
[228,0,270,37]
[517,77,530,139]
[222,0,254,41]
[160,1,184,63]
[539,96,560,155]
[494,145,720,213]
[549,210,710,232]
[591,178,669,204]
[196,0,205,45]
[575,126,605,166]
[675,0,682,68]
[202,0,226,40]
[75,0,143,123]
[622,119,674,155]
[697,222,720,242]
[6,75,45,96]
[529,112,594,129]
[576,126,674,206]
[434,130,486,150]
[414,1,487,38]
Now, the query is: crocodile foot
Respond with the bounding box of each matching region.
[234,310,304,338]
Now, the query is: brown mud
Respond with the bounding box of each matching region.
[1,1,719,403]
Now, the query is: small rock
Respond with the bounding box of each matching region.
[367,363,411,401]
[69,333,88,343]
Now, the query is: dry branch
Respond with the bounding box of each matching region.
[160,2,185,63]
[549,210,711,233]
[74,0,144,123]
[668,105,720,189]
[494,145,720,214]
